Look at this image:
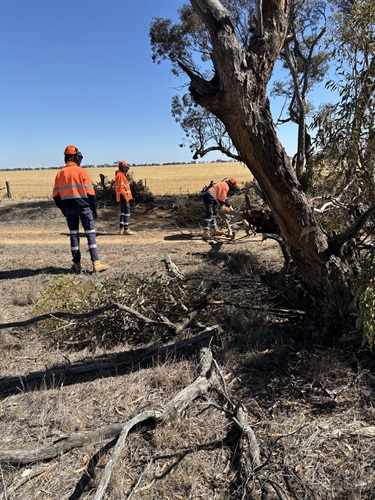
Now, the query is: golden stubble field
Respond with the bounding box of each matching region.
[0,162,252,200]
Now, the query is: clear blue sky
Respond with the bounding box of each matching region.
[1,0,302,170]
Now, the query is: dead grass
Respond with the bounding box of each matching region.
[1,316,374,499]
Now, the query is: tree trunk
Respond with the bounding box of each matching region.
[187,0,353,339]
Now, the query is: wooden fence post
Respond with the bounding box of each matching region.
[6,181,12,199]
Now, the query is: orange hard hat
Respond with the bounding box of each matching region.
[118,160,128,167]
[64,145,79,155]
[227,178,238,186]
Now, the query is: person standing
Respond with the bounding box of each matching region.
[202,178,238,239]
[115,161,135,235]
[53,145,108,273]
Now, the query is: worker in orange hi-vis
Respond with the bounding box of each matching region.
[53,145,109,273]
[202,178,238,240]
[115,161,135,235]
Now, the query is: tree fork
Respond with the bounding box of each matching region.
[183,0,359,338]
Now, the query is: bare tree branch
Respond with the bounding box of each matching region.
[329,205,375,256]
[262,233,291,275]
[0,282,220,333]
[0,303,170,331]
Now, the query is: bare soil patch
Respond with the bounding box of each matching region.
[0,199,374,499]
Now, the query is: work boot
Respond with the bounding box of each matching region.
[211,227,223,236]
[123,228,135,235]
[92,261,109,273]
[71,262,82,274]
[202,229,212,240]
[119,228,125,235]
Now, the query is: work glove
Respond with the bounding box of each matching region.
[93,211,98,219]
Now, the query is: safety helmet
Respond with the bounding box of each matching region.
[118,160,128,167]
[227,177,238,187]
[64,145,79,155]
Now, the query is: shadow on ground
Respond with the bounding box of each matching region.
[0,267,70,279]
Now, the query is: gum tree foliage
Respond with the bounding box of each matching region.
[151,0,254,161]
[151,0,330,179]
[312,0,375,208]
[312,0,375,345]
[271,0,330,187]
[149,0,375,342]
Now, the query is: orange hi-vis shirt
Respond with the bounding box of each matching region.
[115,170,133,202]
[53,162,96,210]
[208,181,230,205]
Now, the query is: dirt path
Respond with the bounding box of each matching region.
[0,200,281,326]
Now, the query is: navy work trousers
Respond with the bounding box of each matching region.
[202,191,218,229]
[119,196,131,229]
[65,206,99,263]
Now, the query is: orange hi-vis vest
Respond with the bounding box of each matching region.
[208,181,230,204]
[115,170,133,202]
[53,162,96,209]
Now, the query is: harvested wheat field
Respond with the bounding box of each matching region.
[0,162,252,200]
[0,190,374,499]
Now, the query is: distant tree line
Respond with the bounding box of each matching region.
[0,159,234,172]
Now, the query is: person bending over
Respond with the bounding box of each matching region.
[202,178,238,239]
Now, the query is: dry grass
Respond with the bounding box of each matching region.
[2,327,374,499]
[0,162,252,200]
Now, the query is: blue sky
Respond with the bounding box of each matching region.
[1,0,307,170]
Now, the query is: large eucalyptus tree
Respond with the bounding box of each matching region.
[150,0,374,341]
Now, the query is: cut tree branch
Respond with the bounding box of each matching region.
[93,344,215,500]
[0,282,220,333]
[0,303,171,331]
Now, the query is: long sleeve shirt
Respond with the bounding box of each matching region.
[53,162,97,213]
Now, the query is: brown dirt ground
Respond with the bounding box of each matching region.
[0,199,374,500]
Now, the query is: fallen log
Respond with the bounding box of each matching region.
[0,332,219,466]
[0,334,273,499]
[0,327,220,397]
